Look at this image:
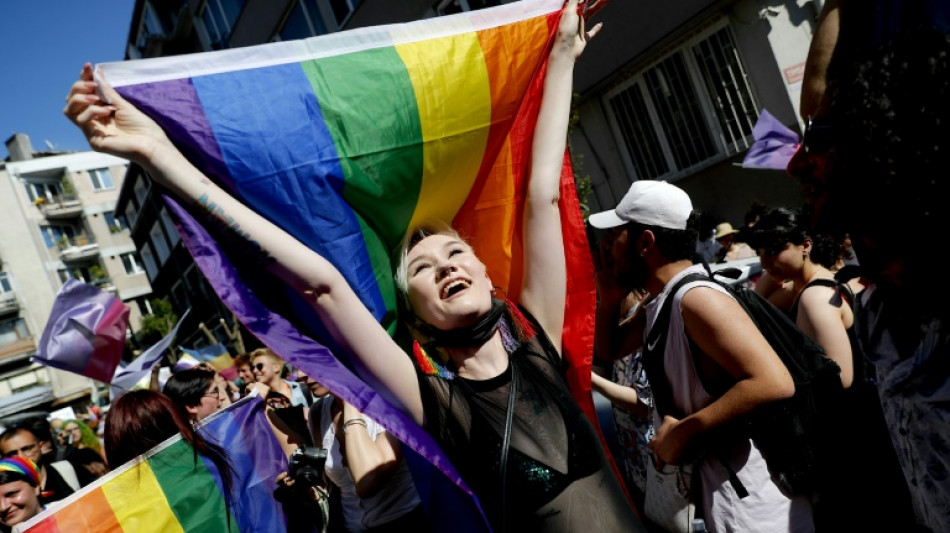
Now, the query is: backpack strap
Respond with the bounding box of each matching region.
[642,272,710,420]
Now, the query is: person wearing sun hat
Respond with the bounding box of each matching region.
[712,221,756,263]
[590,180,814,532]
[0,456,45,530]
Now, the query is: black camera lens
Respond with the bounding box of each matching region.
[288,446,328,488]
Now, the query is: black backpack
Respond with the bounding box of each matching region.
[643,271,843,498]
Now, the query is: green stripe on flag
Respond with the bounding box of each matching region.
[149,439,235,532]
[301,48,424,251]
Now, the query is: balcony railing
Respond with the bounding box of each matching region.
[0,294,18,317]
[58,235,99,262]
[37,195,82,219]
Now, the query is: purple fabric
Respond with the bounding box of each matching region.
[118,80,236,195]
[742,109,801,170]
[199,394,289,531]
[33,279,130,383]
[165,195,490,532]
[110,308,190,399]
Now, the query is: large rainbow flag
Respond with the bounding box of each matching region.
[97,0,603,527]
[16,395,288,533]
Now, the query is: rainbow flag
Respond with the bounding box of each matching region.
[98,0,600,527]
[179,344,237,381]
[16,395,288,533]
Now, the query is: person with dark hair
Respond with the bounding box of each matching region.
[590,180,813,532]
[0,457,44,530]
[747,206,914,530]
[104,389,234,510]
[163,367,226,423]
[790,2,950,530]
[233,352,254,397]
[0,425,86,506]
[63,3,641,531]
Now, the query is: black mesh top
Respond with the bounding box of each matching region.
[418,309,642,532]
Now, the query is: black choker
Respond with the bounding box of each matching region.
[416,299,506,348]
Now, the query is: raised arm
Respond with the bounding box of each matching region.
[519,0,602,349]
[65,64,425,423]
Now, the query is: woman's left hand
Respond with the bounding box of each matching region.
[555,0,606,59]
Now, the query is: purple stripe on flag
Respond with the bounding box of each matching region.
[118,79,236,194]
[34,279,130,383]
[166,195,490,532]
[199,395,288,532]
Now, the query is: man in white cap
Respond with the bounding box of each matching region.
[590,180,814,532]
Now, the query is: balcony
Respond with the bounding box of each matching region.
[0,294,18,317]
[37,195,82,219]
[58,235,99,262]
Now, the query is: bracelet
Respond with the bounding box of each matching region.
[343,419,367,434]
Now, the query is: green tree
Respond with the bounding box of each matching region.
[137,298,177,346]
[568,93,593,220]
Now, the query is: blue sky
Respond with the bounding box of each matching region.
[0,1,137,160]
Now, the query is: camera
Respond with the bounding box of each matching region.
[288,446,328,488]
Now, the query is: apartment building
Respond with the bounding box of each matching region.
[0,134,151,420]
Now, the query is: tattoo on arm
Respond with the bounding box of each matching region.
[196,193,275,269]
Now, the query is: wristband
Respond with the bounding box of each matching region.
[343,419,367,434]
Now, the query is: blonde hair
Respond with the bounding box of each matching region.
[249,347,281,365]
[393,222,467,307]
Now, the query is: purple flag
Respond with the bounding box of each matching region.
[33,279,130,383]
[110,309,191,399]
[742,109,801,170]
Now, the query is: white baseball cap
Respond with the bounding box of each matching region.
[588,180,693,230]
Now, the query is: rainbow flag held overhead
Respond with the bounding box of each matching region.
[97,0,600,527]
[15,395,289,533]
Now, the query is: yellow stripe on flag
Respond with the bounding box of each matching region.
[397,32,493,230]
[100,462,185,533]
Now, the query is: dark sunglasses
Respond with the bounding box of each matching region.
[803,115,835,154]
[253,363,267,372]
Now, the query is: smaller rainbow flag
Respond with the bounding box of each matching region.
[16,395,288,533]
[179,344,237,381]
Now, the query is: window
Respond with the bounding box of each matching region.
[278,0,328,40]
[137,2,165,51]
[133,178,149,205]
[434,0,498,15]
[104,211,125,232]
[327,0,362,28]
[159,208,180,246]
[120,252,145,275]
[40,225,77,248]
[150,222,171,264]
[89,168,115,190]
[124,201,139,230]
[0,318,29,346]
[24,180,61,203]
[140,244,159,281]
[0,272,11,293]
[605,23,758,181]
[202,0,248,49]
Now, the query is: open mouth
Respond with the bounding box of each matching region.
[441,278,471,299]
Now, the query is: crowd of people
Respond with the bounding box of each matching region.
[0,0,936,532]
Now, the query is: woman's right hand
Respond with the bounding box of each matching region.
[64,62,172,166]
